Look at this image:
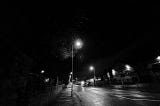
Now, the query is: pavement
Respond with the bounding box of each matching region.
[29,86,82,106]
[46,87,81,106]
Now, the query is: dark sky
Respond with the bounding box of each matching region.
[0,2,159,78]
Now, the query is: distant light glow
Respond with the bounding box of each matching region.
[81,81,85,86]
[74,38,83,49]
[89,78,94,82]
[76,41,81,47]
[156,56,160,63]
[70,72,72,75]
[107,72,110,78]
[45,78,49,82]
[89,66,95,71]
[112,69,116,76]
[125,64,132,71]
[41,70,45,74]
[60,38,83,59]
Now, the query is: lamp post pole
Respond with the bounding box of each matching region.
[70,38,83,97]
[89,66,96,86]
[71,45,74,97]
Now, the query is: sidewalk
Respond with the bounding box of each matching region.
[29,86,82,106]
[46,88,81,106]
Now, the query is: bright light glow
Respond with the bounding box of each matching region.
[41,70,45,74]
[89,78,94,82]
[97,78,101,81]
[89,66,95,71]
[157,56,160,60]
[74,38,83,49]
[81,81,85,86]
[125,64,132,71]
[107,72,110,78]
[112,69,116,76]
[76,41,81,47]
[70,72,72,75]
[156,56,160,63]
[45,78,49,82]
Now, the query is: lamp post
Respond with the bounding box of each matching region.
[89,65,96,86]
[71,38,83,97]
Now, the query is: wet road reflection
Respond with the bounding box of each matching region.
[73,85,160,106]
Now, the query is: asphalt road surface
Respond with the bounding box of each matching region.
[73,85,160,106]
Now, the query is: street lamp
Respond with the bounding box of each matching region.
[89,65,96,86]
[156,56,160,63]
[73,38,83,49]
[71,38,83,96]
[125,64,132,71]
[45,78,49,83]
[41,70,44,73]
[112,69,116,76]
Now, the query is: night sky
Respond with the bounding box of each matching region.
[0,2,160,79]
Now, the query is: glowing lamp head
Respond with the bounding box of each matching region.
[107,72,110,78]
[156,56,160,62]
[89,66,95,71]
[81,81,85,85]
[74,38,83,49]
[45,78,49,82]
[112,69,116,76]
[90,78,94,82]
[41,70,45,74]
[70,72,72,75]
[125,64,132,71]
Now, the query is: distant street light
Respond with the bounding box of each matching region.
[125,64,132,71]
[73,38,83,49]
[41,70,45,74]
[112,69,116,76]
[45,78,49,82]
[71,38,83,97]
[89,65,96,86]
[156,56,160,61]
[156,56,160,63]
[70,72,72,75]
[107,72,110,78]
[89,66,95,71]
